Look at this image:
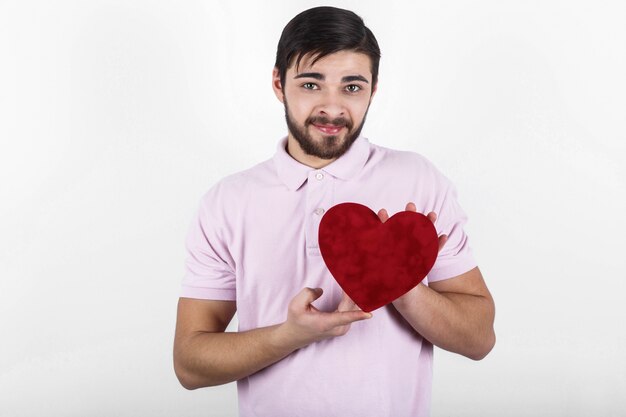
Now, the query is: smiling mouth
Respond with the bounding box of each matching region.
[313,124,344,135]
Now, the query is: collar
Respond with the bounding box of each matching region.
[273,135,371,191]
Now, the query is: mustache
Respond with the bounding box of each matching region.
[305,116,353,129]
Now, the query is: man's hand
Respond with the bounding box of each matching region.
[277,287,372,351]
[376,202,496,360]
[175,288,373,389]
[377,202,448,252]
[377,202,446,305]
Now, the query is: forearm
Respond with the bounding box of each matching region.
[174,287,373,390]
[175,323,298,389]
[392,283,495,360]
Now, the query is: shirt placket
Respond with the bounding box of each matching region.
[305,169,333,256]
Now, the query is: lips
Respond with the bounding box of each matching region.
[313,124,344,135]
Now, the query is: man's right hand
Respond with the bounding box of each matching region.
[174,288,372,389]
[276,287,373,351]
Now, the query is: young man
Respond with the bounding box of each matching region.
[174,6,495,417]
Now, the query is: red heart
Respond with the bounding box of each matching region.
[318,202,439,312]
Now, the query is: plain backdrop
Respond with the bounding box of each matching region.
[1,0,625,416]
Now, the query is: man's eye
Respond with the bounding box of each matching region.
[302,83,318,90]
[346,84,362,93]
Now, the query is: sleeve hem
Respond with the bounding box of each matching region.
[179,286,236,301]
[427,259,478,283]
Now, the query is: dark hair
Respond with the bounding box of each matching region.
[275,6,381,90]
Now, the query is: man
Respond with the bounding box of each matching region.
[174,6,495,417]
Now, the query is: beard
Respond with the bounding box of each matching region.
[284,97,369,160]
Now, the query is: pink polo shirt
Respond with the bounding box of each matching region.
[181,136,477,417]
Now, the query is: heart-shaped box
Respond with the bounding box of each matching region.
[319,202,439,312]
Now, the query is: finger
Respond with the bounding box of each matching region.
[337,291,359,312]
[330,310,373,327]
[405,202,417,212]
[295,287,324,307]
[377,208,389,223]
[342,291,355,305]
[426,211,437,224]
[337,291,352,311]
[438,234,448,252]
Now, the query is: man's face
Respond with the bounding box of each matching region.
[272,50,376,162]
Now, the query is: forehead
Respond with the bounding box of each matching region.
[290,50,372,79]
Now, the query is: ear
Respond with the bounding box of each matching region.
[272,67,285,103]
[369,81,378,103]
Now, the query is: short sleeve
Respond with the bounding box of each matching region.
[180,188,237,300]
[427,175,478,282]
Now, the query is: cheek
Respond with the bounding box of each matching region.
[288,104,309,123]
[351,101,370,121]
[287,95,314,121]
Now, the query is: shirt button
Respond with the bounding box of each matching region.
[315,172,324,180]
[314,208,325,216]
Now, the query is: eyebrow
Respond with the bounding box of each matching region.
[293,72,369,84]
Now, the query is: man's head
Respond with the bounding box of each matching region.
[274,6,381,92]
[272,7,381,165]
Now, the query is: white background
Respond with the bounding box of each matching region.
[1,0,625,416]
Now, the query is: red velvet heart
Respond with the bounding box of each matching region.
[318,202,439,312]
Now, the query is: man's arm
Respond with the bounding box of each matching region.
[173,298,287,389]
[173,288,372,390]
[391,266,496,360]
[377,204,495,360]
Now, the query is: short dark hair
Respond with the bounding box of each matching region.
[275,6,381,90]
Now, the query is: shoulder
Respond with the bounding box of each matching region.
[197,157,277,213]
[367,140,451,187]
[215,158,274,189]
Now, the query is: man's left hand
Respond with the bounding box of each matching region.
[377,202,447,304]
[377,202,448,252]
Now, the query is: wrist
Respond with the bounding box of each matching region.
[272,322,307,354]
[392,282,425,309]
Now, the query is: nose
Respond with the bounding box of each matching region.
[317,90,346,119]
